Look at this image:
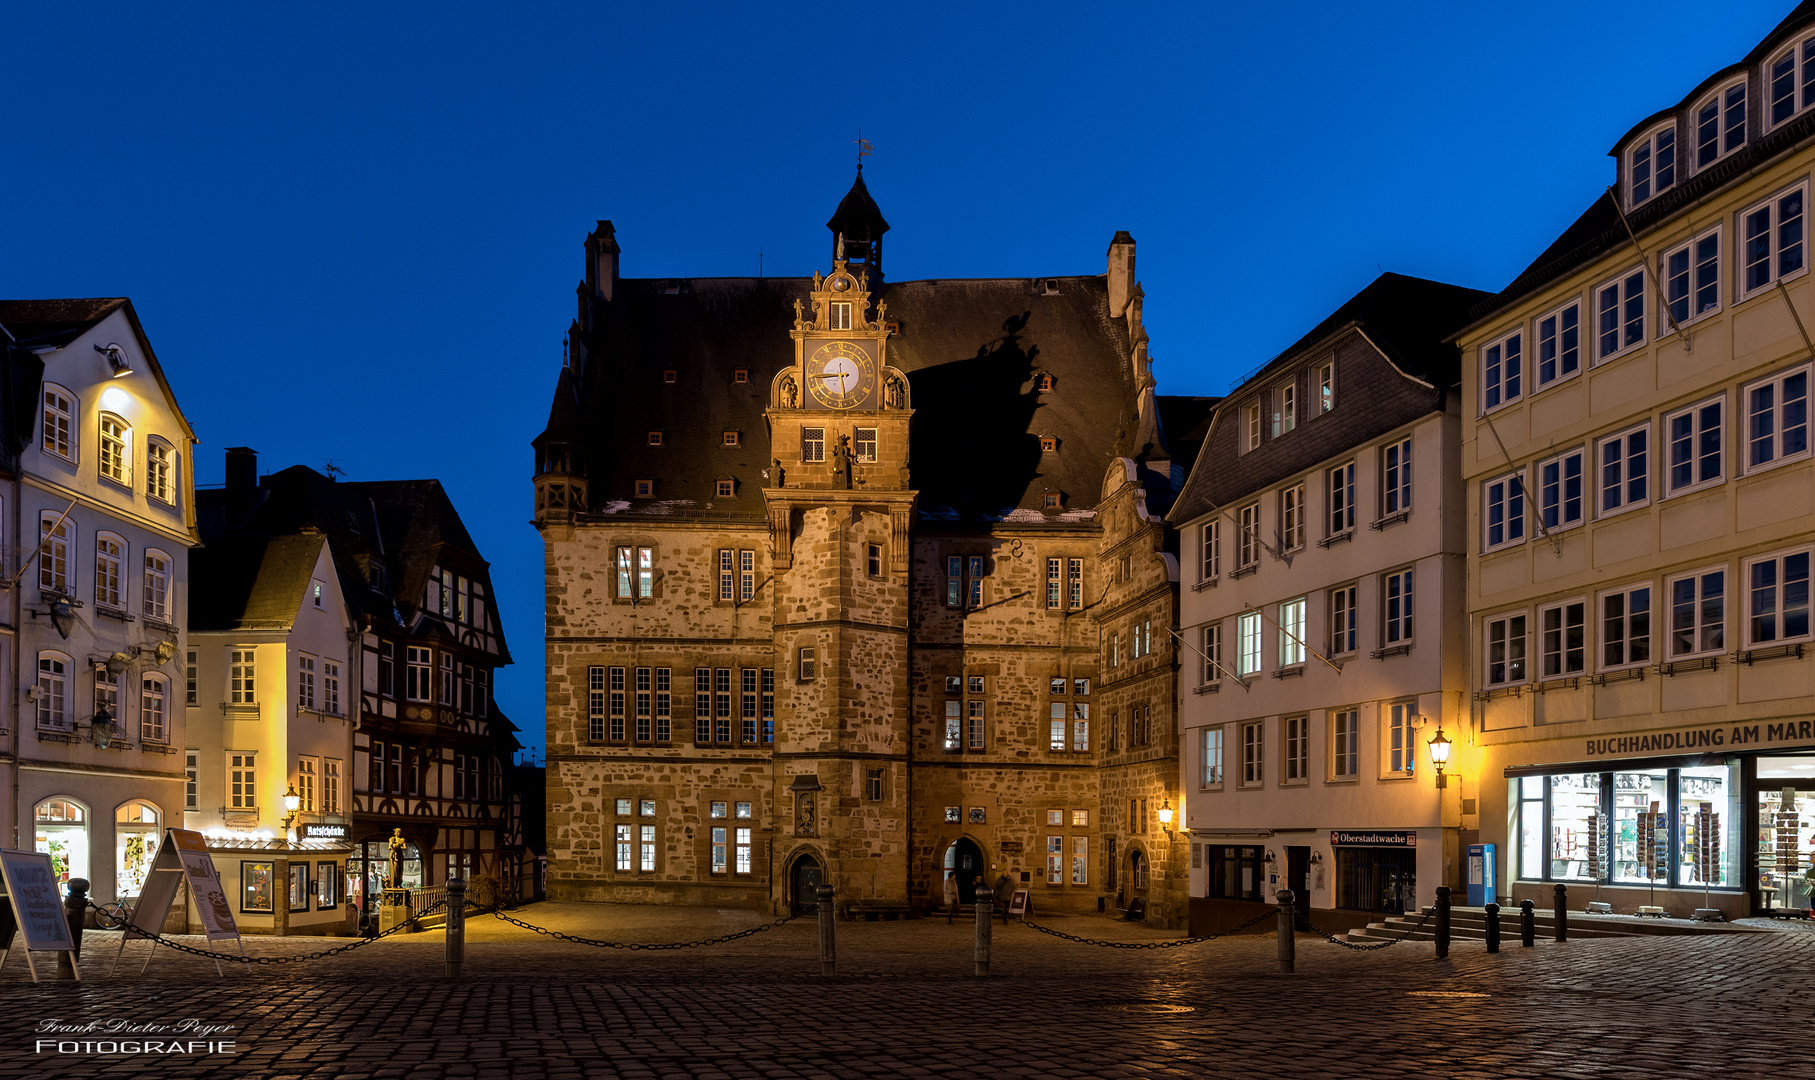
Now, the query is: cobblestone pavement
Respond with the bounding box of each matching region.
[0,901,1808,1079]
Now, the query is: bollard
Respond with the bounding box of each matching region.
[974,885,994,977]
[1275,889,1295,974]
[57,878,89,980]
[816,885,836,976]
[1434,886,1451,959]
[445,877,466,978]
[1484,902,1500,954]
[1553,883,1568,942]
[1520,899,1535,947]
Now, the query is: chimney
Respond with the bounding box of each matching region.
[1106,231,1136,318]
[585,220,620,303]
[225,447,258,522]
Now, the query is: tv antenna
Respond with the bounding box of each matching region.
[324,461,347,480]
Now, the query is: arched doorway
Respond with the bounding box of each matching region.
[115,801,162,899]
[943,838,984,903]
[35,798,89,887]
[1127,849,1148,894]
[789,854,823,915]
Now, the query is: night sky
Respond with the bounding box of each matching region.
[3,1,1797,758]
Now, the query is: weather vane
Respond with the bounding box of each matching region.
[855,131,873,170]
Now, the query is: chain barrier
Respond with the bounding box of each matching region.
[89,898,447,965]
[483,906,807,950]
[1305,910,1435,951]
[1016,907,1278,949]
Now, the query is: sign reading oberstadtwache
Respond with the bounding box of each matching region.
[170,830,239,941]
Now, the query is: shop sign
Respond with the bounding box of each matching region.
[301,824,347,839]
[0,849,76,951]
[1584,719,1815,757]
[1330,831,1418,847]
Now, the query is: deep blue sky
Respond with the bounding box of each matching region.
[3,1,1798,758]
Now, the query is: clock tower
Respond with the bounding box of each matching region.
[763,247,916,910]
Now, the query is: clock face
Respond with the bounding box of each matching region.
[805,340,877,409]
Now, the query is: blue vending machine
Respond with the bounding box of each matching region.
[1466,843,1497,907]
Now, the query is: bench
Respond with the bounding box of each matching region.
[842,900,912,922]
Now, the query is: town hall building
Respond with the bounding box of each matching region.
[536,170,1211,924]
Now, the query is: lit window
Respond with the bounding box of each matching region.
[1693,81,1746,170]
[1538,448,1586,531]
[1278,597,1306,667]
[1236,612,1261,676]
[1744,364,1810,470]
[1482,329,1522,410]
[1627,122,1676,205]
[1539,600,1587,678]
[1317,360,1335,414]
[1600,584,1653,669]
[1596,268,1647,361]
[855,428,877,462]
[1484,472,1526,551]
[1740,184,1806,298]
[1666,397,1725,493]
[1597,425,1650,515]
[98,414,129,484]
[1384,702,1416,777]
[1535,301,1581,388]
[616,546,654,599]
[1669,568,1726,658]
[228,752,257,809]
[41,385,74,461]
[147,439,174,503]
[1485,612,1528,687]
[1201,726,1224,788]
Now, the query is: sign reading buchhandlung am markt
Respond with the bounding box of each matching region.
[1585,720,1815,757]
[1330,831,1418,847]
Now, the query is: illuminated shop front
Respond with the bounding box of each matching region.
[202,834,354,936]
[1506,747,1815,916]
[35,798,89,886]
[115,801,162,897]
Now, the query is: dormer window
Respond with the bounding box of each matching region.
[1041,279,1060,296]
[635,480,654,497]
[647,431,664,447]
[1768,37,1815,128]
[663,369,677,384]
[1040,436,1058,452]
[1693,81,1746,172]
[733,368,748,384]
[830,302,852,331]
[1043,491,1062,510]
[1034,373,1055,392]
[662,280,682,295]
[715,479,734,498]
[1271,381,1297,437]
[1628,123,1676,205]
[723,431,740,447]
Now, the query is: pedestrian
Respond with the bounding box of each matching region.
[944,870,959,924]
[994,873,1013,923]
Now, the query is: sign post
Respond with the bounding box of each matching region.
[0,849,79,982]
[113,829,243,976]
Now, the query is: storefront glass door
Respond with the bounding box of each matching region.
[1755,757,1815,911]
[1335,848,1416,914]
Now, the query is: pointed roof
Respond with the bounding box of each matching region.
[826,170,890,239]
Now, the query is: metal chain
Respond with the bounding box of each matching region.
[1305,910,1435,951]
[1016,907,1278,949]
[483,907,806,950]
[89,899,447,965]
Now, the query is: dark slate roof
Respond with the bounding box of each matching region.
[198,465,510,665]
[0,298,128,349]
[826,171,890,238]
[189,532,326,632]
[1170,273,1488,524]
[558,273,1149,523]
[1467,2,1815,329]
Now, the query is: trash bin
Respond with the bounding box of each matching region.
[1466,843,1497,907]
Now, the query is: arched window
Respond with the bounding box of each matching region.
[41,384,75,461]
[115,801,161,897]
[39,512,71,594]
[143,549,171,622]
[95,531,125,609]
[34,797,89,886]
[1129,848,1148,891]
[146,437,176,505]
[36,651,70,730]
[140,674,168,744]
[99,413,131,485]
[1767,35,1815,130]
[1627,121,1676,206]
[1693,78,1747,172]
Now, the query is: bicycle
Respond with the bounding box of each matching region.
[93,900,132,929]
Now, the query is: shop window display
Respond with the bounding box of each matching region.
[242,860,274,913]
[1546,773,1603,880]
[1513,763,1739,891]
[115,801,161,898]
[1613,770,1672,885]
[1677,767,1730,887]
[34,798,88,887]
[1756,755,1815,912]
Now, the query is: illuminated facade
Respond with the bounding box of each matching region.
[1458,4,1815,919]
[0,298,199,907]
[537,175,1211,924]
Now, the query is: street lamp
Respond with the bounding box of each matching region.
[48,598,75,639]
[1157,798,1175,835]
[1428,726,1452,789]
[282,784,302,833]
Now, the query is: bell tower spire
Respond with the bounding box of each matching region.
[827,141,889,281]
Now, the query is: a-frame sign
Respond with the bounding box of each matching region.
[112,828,243,976]
[0,849,79,982]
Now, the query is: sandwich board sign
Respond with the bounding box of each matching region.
[0,848,78,982]
[113,828,243,977]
